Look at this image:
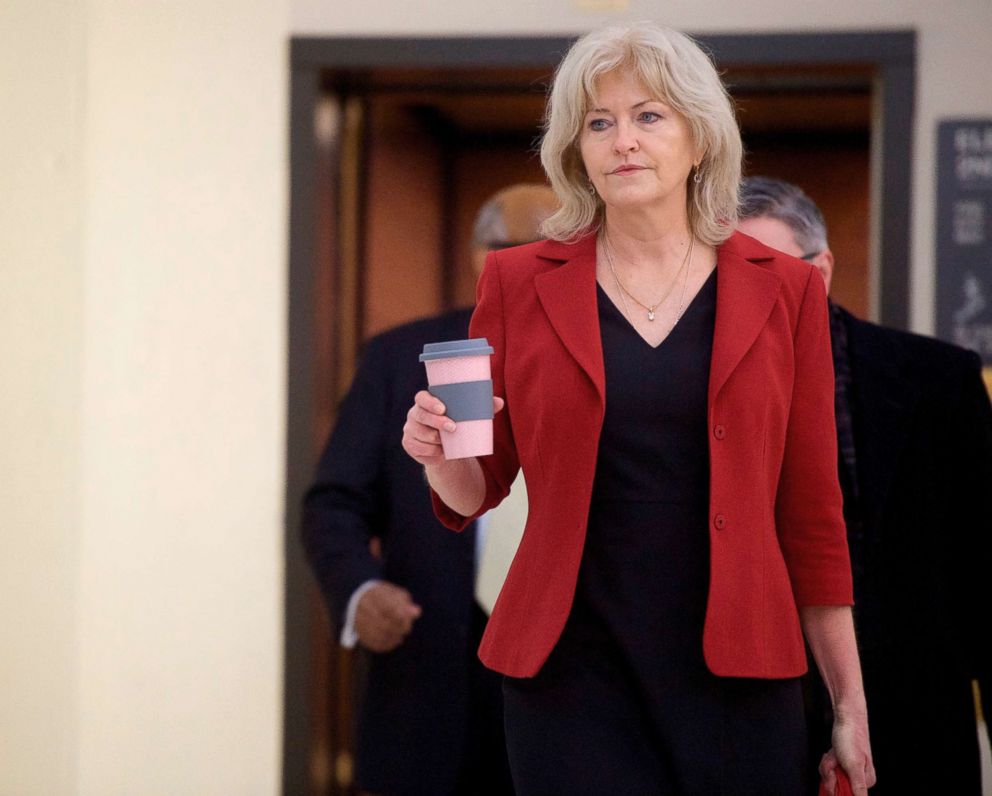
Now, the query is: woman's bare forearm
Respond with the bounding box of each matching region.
[425,456,487,518]
[801,605,876,793]
[800,605,866,713]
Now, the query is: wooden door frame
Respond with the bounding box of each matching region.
[284,30,915,794]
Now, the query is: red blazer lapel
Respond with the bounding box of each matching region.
[534,234,606,407]
[709,235,783,404]
[531,231,782,411]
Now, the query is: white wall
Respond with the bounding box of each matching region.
[292,0,992,334]
[2,0,288,793]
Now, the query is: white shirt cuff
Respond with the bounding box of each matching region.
[340,579,383,649]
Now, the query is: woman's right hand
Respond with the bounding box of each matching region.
[402,390,456,467]
[401,390,505,467]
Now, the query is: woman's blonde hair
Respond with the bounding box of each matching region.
[540,22,742,244]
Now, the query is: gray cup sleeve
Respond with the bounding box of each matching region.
[427,380,494,422]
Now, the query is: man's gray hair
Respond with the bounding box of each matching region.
[739,176,828,257]
[470,183,559,249]
[471,196,508,249]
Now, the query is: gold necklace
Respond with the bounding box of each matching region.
[603,232,694,323]
[670,235,694,329]
[605,243,634,322]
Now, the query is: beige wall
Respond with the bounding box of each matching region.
[75,1,288,793]
[2,0,287,793]
[0,1,84,792]
[293,0,992,334]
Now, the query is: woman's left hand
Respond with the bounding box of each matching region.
[819,706,876,796]
[800,606,875,795]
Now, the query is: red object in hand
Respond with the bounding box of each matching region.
[818,769,854,796]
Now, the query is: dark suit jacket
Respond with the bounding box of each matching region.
[302,308,492,795]
[806,306,992,795]
[433,231,853,678]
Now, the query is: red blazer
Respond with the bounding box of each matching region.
[433,230,853,679]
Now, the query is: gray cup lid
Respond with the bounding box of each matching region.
[419,337,494,362]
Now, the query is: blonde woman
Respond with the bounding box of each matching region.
[403,23,874,795]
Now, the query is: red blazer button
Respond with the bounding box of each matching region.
[714,514,727,530]
[713,425,726,440]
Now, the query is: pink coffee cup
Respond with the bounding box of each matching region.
[419,338,495,459]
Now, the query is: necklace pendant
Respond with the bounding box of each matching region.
[647,310,655,322]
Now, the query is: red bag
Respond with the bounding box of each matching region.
[818,769,854,796]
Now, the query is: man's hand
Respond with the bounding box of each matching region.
[354,581,422,653]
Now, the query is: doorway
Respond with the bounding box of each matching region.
[286,31,914,795]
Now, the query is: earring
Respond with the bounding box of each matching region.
[693,167,702,185]
[587,179,597,196]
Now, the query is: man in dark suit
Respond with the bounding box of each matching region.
[738,176,992,795]
[302,184,557,796]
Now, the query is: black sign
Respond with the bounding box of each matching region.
[936,120,992,364]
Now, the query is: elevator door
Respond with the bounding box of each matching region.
[310,64,873,795]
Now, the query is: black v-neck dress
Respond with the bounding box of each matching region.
[501,270,807,795]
